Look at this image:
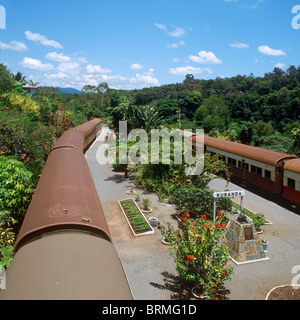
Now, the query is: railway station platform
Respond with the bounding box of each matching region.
[86,127,300,300]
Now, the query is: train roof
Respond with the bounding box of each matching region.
[75,119,101,135]
[1,232,133,300]
[51,129,85,152]
[14,147,111,252]
[284,158,300,174]
[192,135,296,166]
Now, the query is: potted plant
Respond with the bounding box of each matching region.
[149,217,158,227]
[126,187,135,195]
[157,222,172,245]
[252,213,266,233]
[168,211,234,300]
[260,237,268,252]
[141,198,152,214]
[134,191,141,201]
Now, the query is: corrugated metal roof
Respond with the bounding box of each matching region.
[192,135,295,166]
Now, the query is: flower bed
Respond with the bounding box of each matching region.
[118,199,154,236]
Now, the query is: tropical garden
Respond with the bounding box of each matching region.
[1,62,300,298]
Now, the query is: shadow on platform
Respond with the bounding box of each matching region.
[230,176,300,216]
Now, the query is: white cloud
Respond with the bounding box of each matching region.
[154,23,186,37]
[0,41,28,51]
[129,74,159,86]
[168,26,186,38]
[57,61,80,73]
[130,63,144,70]
[146,68,155,76]
[258,45,286,56]
[19,57,54,71]
[230,42,250,49]
[85,64,112,74]
[47,72,70,80]
[204,67,214,74]
[154,23,167,32]
[45,52,71,62]
[275,62,286,69]
[189,51,222,64]
[25,31,63,49]
[169,66,203,75]
[167,40,185,48]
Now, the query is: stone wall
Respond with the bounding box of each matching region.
[223,218,267,264]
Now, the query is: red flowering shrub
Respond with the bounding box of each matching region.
[168,212,234,300]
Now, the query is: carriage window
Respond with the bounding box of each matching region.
[228,157,232,165]
[238,161,241,168]
[265,170,271,179]
[232,159,237,167]
[256,167,262,176]
[251,165,256,173]
[288,178,296,189]
[242,162,249,171]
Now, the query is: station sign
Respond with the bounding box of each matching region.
[213,190,245,199]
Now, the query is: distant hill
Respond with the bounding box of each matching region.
[56,87,81,94]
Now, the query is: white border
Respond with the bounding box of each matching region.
[118,198,154,236]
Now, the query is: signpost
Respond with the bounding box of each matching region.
[212,190,245,223]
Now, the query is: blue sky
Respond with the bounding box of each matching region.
[0,0,299,90]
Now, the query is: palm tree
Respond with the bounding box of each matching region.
[137,105,163,133]
[14,72,26,84]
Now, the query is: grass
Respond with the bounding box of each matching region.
[119,199,153,235]
[231,200,269,231]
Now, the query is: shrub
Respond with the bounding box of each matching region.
[0,156,34,225]
[168,212,234,300]
[171,187,231,220]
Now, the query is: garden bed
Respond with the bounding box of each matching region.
[266,284,300,300]
[118,198,154,236]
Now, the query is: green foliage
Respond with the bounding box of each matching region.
[119,199,152,234]
[291,127,300,155]
[171,188,232,220]
[0,156,34,225]
[195,96,229,133]
[0,63,15,93]
[0,223,15,267]
[167,212,234,300]
[2,92,40,115]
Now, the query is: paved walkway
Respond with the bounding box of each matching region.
[86,128,300,300]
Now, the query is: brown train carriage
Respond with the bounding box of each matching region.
[192,135,296,194]
[13,146,111,251]
[75,118,102,151]
[283,159,300,205]
[0,120,133,300]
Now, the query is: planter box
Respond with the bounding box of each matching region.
[118,198,154,236]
